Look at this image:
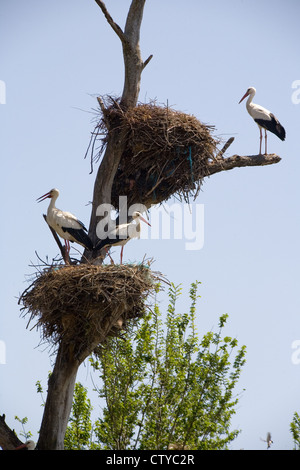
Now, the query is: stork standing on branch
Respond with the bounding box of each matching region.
[37,188,93,259]
[239,87,285,155]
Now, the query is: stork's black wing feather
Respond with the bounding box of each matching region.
[75,219,88,231]
[94,237,118,251]
[255,114,286,141]
[62,226,93,250]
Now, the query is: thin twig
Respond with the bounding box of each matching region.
[143,54,153,69]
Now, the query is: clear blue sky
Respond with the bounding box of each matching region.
[1,0,300,450]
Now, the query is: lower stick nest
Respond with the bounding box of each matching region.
[19,263,160,356]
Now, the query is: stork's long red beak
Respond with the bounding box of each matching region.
[15,443,27,450]
[139,215,151,226]
[238,91,249,104]
[36,191,52,202]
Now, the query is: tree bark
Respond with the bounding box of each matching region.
[37,342,79,450]
[0,415,23,450]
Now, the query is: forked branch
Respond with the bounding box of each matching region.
[94,0,126,43]
[208,153,281,177]
[209,136,281,175]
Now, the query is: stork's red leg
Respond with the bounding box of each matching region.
[120,246,124,264]
[64,240,70,264]
[264,129,267,155]
[105,247,114,264]
[259,127,262,154]
[66,240,70,256]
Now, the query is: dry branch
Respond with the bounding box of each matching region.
[207,152,281,176]
[94,0,126,43]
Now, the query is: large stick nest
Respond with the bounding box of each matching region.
[86,98,219,208]
[19,263,161,357]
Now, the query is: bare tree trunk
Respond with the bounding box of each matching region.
[83,0,152,259]
[37,342,79,450]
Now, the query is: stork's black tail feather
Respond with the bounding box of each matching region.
[94,237,116,252]
[275,121,286,141]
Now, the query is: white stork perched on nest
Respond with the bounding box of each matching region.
[95,211,151,264]
[239,87,285,155]
[37,188,93,257]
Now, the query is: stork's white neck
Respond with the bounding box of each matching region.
[246,91,255,112]
[48,194,58,212]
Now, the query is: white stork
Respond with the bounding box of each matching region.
[15,440,36,450]
[239,87,285,154]
[95,211,151,264]
[37,188,93,257]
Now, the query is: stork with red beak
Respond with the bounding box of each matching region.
[15,440,36,450]
[37,188,93,257]
[95,211,151,264]
[239,87,285,154]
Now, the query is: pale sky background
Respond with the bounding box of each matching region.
[1,0,300,450]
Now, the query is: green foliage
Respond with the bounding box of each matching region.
[64,383,94,450]
[13,285,248,451]
[14,416,32,441]
[35,379,46,405]
[290,412,300,450]
[84,281,246,450]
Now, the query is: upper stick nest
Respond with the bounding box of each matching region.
[19,263,161,357]
[86,98,219,208]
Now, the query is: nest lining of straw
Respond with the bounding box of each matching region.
[86,98,219,208]
[19,263,159,355]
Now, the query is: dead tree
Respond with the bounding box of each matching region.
[0,0,281,451]
[0,0,152,451]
